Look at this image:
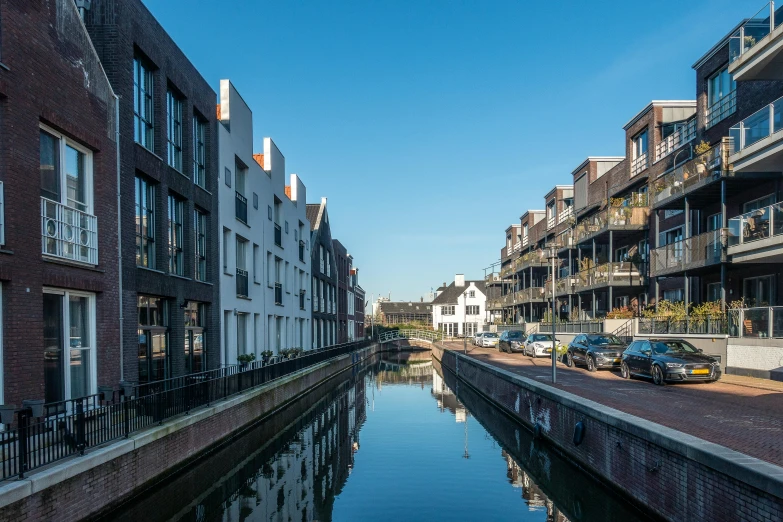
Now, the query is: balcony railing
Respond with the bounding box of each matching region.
[513,242,521,252]
[727,202,783,246]
[575,262,644,291]
[275,282,283,305]
[547,216,556,229]
[521,235,529,247]
[729,306,783,338]
[236,268,249,297]
[235,192,247,223]
[549,231,574,250]
[573,202,649,244]
[649,230,727,277]
[655,118,696,162]
[514,287,545,304]
[650,141,730,206]
[706,91,737,129]
[514,249,548,271]
[639,316,728,335]
[557,206,574,225]
[630,152,648,177]
[274,223,282,247]
[729,2,783,63]
[729,94,783,153]
[41,198,98,265]
[486,273,502,283]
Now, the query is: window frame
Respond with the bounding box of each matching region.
[194,209,207,281]
[133,56,155,151]
[167,194,184,275]
[166,89,183,172]
[192,115,207,188]
[40,125,94,214]
[135,176,156,268]
[632,129,648,160]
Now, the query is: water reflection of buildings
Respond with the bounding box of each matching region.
[503,451,570,522]
[375,352,434,388]
[431,369,468,423]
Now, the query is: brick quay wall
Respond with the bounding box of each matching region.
[432,344,783,522]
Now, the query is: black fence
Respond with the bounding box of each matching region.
[637,316,728,335]
[0,340,371,481]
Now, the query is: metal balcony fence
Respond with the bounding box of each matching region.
[637,316,728,335]
[236,268,249,297]
[728,307,783,338]
[41,198,98,265]
[274,223,282,247]
[729,2,783,63]
[630,152,648,177]
[706,90,737,129]
[655,118,696,162]
[235,191,247,223]
[539,320,602,333]
[649,230,727,277]
[727,202,783,245]
[0,340,371,481]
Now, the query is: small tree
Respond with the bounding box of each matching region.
[607,306,635,319]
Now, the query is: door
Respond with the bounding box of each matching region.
[625,341,642,373]
[636,341,653,376]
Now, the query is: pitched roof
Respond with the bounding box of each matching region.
[306,204,320,231]
[431,281,487,304]
[379,301,433,314]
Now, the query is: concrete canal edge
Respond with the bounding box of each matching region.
[432,344,783,522]
[0,344,383,522]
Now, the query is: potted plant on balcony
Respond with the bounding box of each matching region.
[261,350,273,364]
[237,353,256,368]
[22,399,45,418]
[694,140,711,176]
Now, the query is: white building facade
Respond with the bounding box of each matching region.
[431,274,487,337]
[218,79,311,366]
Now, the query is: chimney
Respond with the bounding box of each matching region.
[420,297,423,302]
[455,274,465,287]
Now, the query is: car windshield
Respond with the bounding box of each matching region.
[507,331,524,340]
[484,333,498,338]
[587,335,623,345]
[651,341,699,355]
[530,334,552,342]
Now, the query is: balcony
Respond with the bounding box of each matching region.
[41,198,98,265]
[513,242,521,252]
[573,200,649,245]
[236,268,249,297]
[729,95,783,172]
[651,140,732,209]
[514,286,546,304]
[727,202,783,263]
[547,216,556,229]
[274,223,282,247]
[706,91,737,129]
[275,282,283,305]
[485,272,503,284]
[575,262,645,292]
[655,118,696,162]
[728,2,783,81]
[557,206,574,225]
[514,249,548,272]
[521,235,529,247]
[649,230,727,278]
[235,192,247,223]
[630,152,648,177]
[728,307,783,338]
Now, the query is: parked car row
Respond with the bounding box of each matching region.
[472,330,721,386]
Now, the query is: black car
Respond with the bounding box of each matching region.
[498,330,526,353]
[565,333,627,371]
[620,338,721,385]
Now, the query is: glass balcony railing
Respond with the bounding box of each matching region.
[41,198,98,265]
[513,287,545,304]
[727,202,783,246]
[729,95,783,153]
[573,198,649,244]
[706,91,737,129]
[630,152,648,177]
[574,262,644,291]
[649,230,727,277]
[729,2,783,63]
[655,118,696,162]
[651,140,730,206]
[514,249,548,271]
[728,306,783,338]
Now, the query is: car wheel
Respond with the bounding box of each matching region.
[620,362,630,379]
[565,352,574,367]
[586,355,597,372]
[652,364,665,386]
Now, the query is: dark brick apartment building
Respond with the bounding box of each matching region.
[85,0,220,383]
[0,1,120,407]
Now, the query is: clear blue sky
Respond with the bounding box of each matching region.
[145,0,756,302]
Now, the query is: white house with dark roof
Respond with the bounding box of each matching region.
[432,274,487,337]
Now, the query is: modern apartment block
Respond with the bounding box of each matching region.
[0,0,119,407]
[432,275,487,337]
[217,80,312,364]
[307,199,338,348]
[85,0,221,384]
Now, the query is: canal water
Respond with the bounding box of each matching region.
[106,352,654,522]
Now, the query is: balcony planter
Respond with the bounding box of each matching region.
[120,380,135,398]
[98,385,114,402]
[0,404,16,425]
[22,399,45,418]
[237,353,256,369]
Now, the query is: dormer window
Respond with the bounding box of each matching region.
[632,129,648,160]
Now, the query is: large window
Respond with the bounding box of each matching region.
[744,275,775,307]
[168,194,184,275]
[184,302,205,374]
[193,116,207,188]
[43,290,96,403]
[166,90,183,171]
[236,237,248,297]
[133,56,154,150]
[194,209,207,281]
[632,130,648,160]
[135,176,155,268]
[138,296,168,384]
[237,313,248,356]
[663,289,684,302]
[442,305,455,316]
[465,305,480,315]
[707,66,736,128]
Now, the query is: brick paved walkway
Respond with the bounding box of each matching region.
[441,341,783,467]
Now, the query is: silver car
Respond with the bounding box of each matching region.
[481,332,499,347]
[474,332,485,345]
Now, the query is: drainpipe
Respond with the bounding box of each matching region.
[114,94,124,382]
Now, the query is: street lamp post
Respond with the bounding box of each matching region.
[463,290,468,354]
[548,246,558,384]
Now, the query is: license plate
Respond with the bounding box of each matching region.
[613,358,621,363]
[690,368,710,375]
[545,349,551,353]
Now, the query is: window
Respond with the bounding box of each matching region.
[40,127,97,264]
[442,305,455,316]
[134,56,154,150]
[224,167,231,188]
[523,223,528,238]
[663,289,684,302]
[466,305,480,315]
[194,210,207,281]
[253,244,260,283]
[744,275,775,307]
[193,116,207,188]
[166,90,183,171]
[319,245,324,273]
[660,227,683,246]
[236,237,248,297]
[253,193,258,210]
[222,228,230,274]
[707,66,736,128]
[632,130,648,160]
[235,162,248,223]
[743,194,775,214]
[184,302,205,374]
[167,195,184,275]
[43,290,96,403]
[707,282,721,302]
[615,246,629,262]
[137,296,168,384]
[707,213,722,232]
[236,313,248,356]
[468,291,475,298]
[135,176,155,268]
